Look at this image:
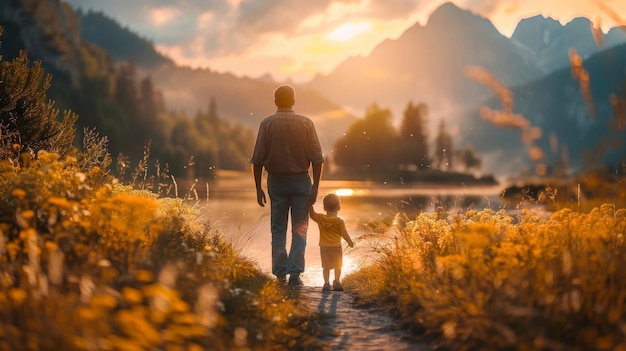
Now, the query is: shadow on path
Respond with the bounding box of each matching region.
[296,286,431,351]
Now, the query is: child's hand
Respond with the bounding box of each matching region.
[348,241,354,248]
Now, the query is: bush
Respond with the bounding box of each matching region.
[0,50,77,157]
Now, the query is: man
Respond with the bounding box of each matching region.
[251,85,324,286]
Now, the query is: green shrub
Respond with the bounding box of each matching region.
[1,51,77,157]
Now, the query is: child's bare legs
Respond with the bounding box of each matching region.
[332,266,344,291]
[322,268,332,291]
[334,267,342,282]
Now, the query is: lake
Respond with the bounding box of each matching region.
[182,177,507,286]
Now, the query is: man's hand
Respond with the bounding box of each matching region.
[308,185,319,205]
[256,188,266,207]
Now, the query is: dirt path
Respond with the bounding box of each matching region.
[297,286,431,351]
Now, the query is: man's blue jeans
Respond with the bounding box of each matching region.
[267,173,311,277]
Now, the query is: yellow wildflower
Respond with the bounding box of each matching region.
[90,293,117,309]
[10,188,26,199]
[9,288,27,304]
[135,270,154,283]
[122,287,143,305]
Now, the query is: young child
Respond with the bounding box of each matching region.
[309,193,354,291]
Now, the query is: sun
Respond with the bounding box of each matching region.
[325,22,372,41]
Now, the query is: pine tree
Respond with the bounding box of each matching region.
[114,61,139,120]
[434,119,453,170]
[138,75,159,124]
[334,103,397,173]
[399,101,430,169]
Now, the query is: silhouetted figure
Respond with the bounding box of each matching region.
[251,85,324,286]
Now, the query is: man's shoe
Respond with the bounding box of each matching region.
[332,280,344,291]
[288,274,303,287]
[322,283,331,291]
[277,275,287,284]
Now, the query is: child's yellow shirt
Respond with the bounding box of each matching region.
[310,212,349,247]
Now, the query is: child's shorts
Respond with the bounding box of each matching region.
[320,246,343,269]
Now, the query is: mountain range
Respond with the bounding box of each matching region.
[305,3,626,119]
[2,1,626,176]
[461,42,626,174]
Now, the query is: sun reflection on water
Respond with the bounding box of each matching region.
[335,188,354,196]
[334,188,369,197]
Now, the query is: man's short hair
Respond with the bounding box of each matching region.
[274,85,295,107]
[323,193,341,211]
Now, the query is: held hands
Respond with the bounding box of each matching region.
[256,188,266,207]
[348,240,355,248]
[308,184,319,205]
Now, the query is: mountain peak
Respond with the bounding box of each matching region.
[426,1,499,35]
[512,15,563,40]
[563,17,593,35]
[433,1,462,14]
[428,2,471,26]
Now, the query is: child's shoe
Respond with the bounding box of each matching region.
[332,280,344,291]
[322,283,331,291]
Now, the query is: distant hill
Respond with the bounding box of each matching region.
[148,64,355,152]
[77,11,173,69]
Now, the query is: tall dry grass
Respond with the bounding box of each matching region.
[344,203,626,350]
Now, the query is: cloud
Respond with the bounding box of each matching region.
[65,0,229,43]
[366,0,429,19]
[67,0,427,57]
[460,0,503,15]
[235,0,343,34]
[64,0,626,82]
[148,7,180,27]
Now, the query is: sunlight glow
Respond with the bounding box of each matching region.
[149,7,179,27]
[334,188,370,197]
[335,188,355,196]
[325,22,372,41]
[342,255,357,276]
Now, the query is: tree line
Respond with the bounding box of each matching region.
[106,61,254,178]
[332,102,482,176]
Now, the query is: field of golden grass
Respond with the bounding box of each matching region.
[344,199,626,350]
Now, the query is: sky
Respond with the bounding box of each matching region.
[65,0,626,83]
